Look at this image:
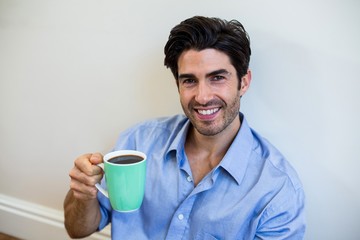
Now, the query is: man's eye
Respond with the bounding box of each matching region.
[182,79,196,84]
[211,75,225,81]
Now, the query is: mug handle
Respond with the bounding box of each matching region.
[95,163,109,198]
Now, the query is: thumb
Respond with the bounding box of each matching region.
[89,152,104,165]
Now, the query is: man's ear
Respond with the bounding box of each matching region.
[240,69,252,97]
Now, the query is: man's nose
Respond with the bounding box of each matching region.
[195,81,212,105]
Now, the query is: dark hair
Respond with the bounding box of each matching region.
[164,16,251,84]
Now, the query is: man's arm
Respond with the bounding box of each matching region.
[63,153,104,238]
[255,186,306,239]
[64,190,101,238]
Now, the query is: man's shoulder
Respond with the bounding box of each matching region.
[250,130,303,191]
[121,114,188,141]
[115,114,188,150]
[135,114,188,131]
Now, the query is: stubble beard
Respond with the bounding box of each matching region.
[182,92,241,137]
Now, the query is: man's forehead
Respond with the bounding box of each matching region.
[177,49,234,75]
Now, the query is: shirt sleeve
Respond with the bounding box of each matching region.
[97,181,112,230]
[255,183,306,239]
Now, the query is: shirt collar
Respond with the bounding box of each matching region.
[219,113,254,185]
[165,113,254,185]
[166,118,190,165]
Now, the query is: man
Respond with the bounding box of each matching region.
[64,16,306,239]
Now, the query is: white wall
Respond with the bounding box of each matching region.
[0,0,359,239]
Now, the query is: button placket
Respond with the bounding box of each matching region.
[186,175,192,182]
[165,194,196,239]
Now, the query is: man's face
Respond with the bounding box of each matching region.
[177,48,250,137]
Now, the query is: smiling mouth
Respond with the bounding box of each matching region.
[197,108,220,116]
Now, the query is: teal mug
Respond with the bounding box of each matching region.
[95,150,147,212]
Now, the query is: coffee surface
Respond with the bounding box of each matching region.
[108,155,143,164]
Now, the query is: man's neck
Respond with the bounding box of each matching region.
[184,117,241,185]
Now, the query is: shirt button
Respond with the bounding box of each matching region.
[186,176,192,182]
[178,214,184,220]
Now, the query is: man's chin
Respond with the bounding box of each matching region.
[193,123,223,137]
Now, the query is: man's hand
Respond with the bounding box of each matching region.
[69,153,104,200]
[64,153,104,238]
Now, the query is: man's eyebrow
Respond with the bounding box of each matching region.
[178,73,196,80]
[206,69,230,78]
[178,69,230,80]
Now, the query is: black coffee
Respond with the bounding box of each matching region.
[108,155,144,164]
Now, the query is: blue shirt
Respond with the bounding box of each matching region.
[98,114,306,239]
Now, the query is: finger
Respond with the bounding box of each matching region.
[69,166,103,186]
[75,154,103,176]
[70,182,98,200]
[89,153,103,165]
[89,153,104,175]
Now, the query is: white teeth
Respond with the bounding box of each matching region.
[198,108,219,115]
